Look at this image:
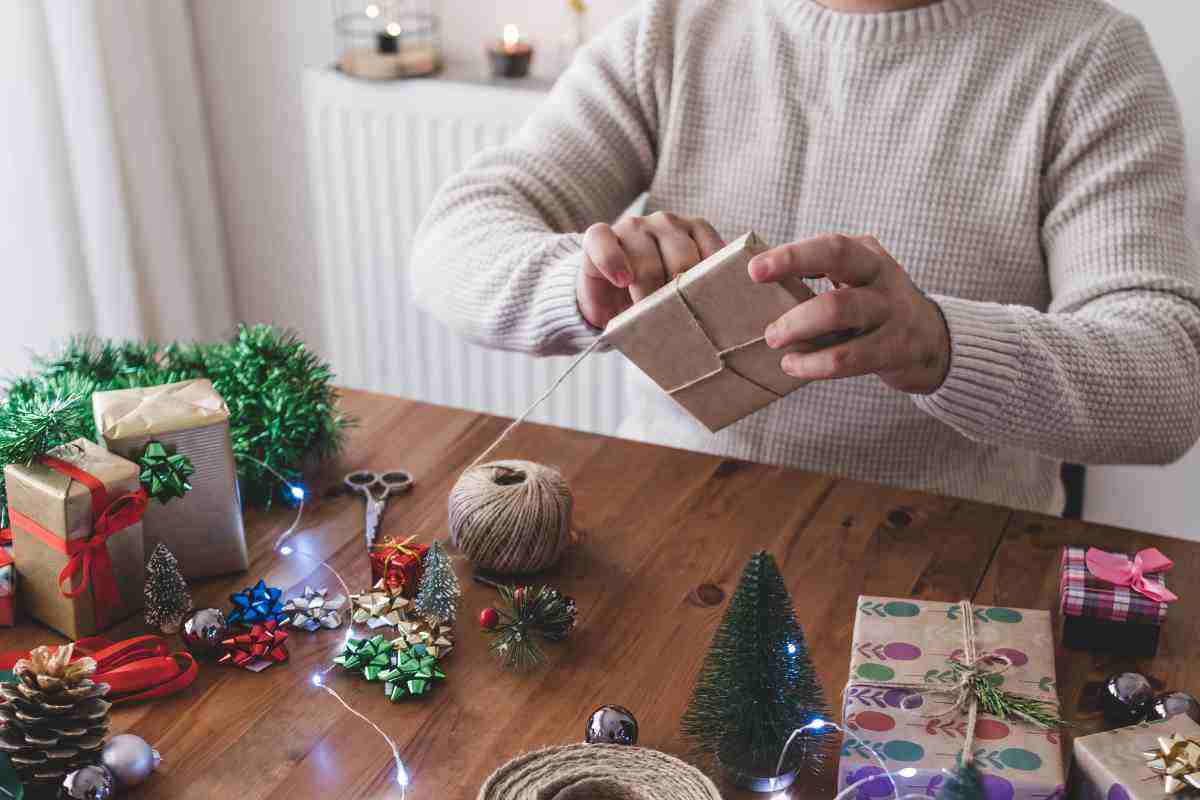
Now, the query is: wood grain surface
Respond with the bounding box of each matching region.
[3,390,1195,800]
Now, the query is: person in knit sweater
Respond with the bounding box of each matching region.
[412,0,1200,515]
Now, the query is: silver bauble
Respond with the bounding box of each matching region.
[60,764,116,800]
[584,705,639,746]
[101,733,161,787]
[181,607,229,657]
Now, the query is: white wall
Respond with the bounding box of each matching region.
[190,1,1199,538]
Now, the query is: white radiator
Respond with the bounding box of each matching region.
[303,68,627,435]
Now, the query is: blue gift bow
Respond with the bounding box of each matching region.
[227,579,288,626]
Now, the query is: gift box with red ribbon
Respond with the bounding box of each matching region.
[1059,546,1175,657]
[369,536,428,598]
[3,439,146,638]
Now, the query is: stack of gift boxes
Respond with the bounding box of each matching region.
[2,379,248,637]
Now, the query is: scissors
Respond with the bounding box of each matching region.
[344,469,414,547]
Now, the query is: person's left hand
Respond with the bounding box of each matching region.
[748,234,951,395]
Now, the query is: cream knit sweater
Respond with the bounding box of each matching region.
[412,0,1200,514]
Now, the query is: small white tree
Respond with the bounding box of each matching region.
[144,543,193,634]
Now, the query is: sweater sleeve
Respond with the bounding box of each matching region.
[409,4,666,356]
[912,14,1200,465]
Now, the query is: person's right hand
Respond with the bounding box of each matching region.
[576,211,725,329]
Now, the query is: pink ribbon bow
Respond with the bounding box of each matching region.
[1085,547,1178,603]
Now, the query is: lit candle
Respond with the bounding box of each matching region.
[488,24,533,78]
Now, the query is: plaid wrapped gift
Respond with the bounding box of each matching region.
[1059,546,1171,657]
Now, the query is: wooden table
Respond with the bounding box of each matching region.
[5,391,1198,799]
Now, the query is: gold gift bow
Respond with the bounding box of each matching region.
[843,599,1062,766]
[1144,734,1200,794]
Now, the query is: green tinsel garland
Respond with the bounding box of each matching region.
[0,324,352,526]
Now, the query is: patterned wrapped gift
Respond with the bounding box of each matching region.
[0,540,13,627]
[838,597,1065,800]
[601,232,817,432]
[1075,714,1200,800]
[93,378,248,578]
[1060,546,1174,658]
[4,439,146,639]
[369,537,428,598]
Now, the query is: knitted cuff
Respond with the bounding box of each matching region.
[532,236,606,355]
[911,295,1024,439]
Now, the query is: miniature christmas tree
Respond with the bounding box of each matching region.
[680,550,830,784]
[144,543,193,634]
[414,541,460,624]
[937,762,984,800]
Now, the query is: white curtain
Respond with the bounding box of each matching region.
[0,0,233,376]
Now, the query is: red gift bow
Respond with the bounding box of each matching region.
[1085,546,1179,603]
[7,455,148,628]
[0,635,198,703]
[219,620,289,670]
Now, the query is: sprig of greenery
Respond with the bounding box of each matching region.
[484,584,577,670]
[948,659,1065,728]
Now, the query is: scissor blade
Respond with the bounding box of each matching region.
[365,497,384,547]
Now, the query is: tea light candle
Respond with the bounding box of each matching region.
[488,24,533,78]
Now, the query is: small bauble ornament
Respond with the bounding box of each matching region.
[101,733,161,787]
[60,764,116,800]
[1147,691,1200,725]
[585,705,639,746]
[182,607,229,657]
[1102,672,1155,725]
[479,607,499,630]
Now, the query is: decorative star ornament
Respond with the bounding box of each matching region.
[1144,734,1200,794]
[283,586,346,631]
[349,579,411,629]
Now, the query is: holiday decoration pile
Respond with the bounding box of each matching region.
[478,582,578,670]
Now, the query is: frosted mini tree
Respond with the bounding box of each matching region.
[144,543,193,634]
[414,541,460,624]
[680,550,830,784]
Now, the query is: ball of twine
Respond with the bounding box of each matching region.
[449,460,572,574]
[478,744,723,800]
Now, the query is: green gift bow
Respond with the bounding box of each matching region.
[382,646,445,702]
[137,440,195,503]
[334,635,395,681]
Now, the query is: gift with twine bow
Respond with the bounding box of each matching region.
[838,597,1066,800]
[3,439,147,639]
[1074,714,1200,800]
[369,535,427,598]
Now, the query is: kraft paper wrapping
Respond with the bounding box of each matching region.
[601,232,815,432]
[93,379,248,578]
[1075,716,1200,800]
[4,439,144,639]
[838,597,1065,800]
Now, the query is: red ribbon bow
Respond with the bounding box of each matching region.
[1085,546,1178,603]
[219,620,290,671]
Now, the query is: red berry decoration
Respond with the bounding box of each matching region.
[479,607,500,630]
[513,586,525,604]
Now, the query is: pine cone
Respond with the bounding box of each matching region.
[0,644,112,791]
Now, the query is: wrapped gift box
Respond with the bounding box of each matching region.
[1075,714,1200,800]
[93,378,248,578]
[601,232,817,432]
[369,537,428,598]
[5,439,145,638]
[838,596,1065,800]
[1060,546,1169,658]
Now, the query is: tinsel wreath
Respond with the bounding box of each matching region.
[0,324,352,526]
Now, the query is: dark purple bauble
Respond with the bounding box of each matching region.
[181,607,229,657]
[1102,672,1155,725]
[1147,691,1200,724]
[59,765,115,800]
[584,705,639,746]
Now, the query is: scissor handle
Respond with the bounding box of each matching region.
[344,469,414,497]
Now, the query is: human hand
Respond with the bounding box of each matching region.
[576,212,725,329]
[748,234,951,395]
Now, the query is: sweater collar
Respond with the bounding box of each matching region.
[780,0,997,46]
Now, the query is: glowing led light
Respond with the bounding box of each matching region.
[898,768,918,778]
[503,24,520,49]
[279,545,294,556]
[787,642,797,655]
[364,4,380,18]
[290,485,306,500]
[311,673,323,687]
[396,764,409,786]
[385,21,402,36]
[803,718,828,731]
